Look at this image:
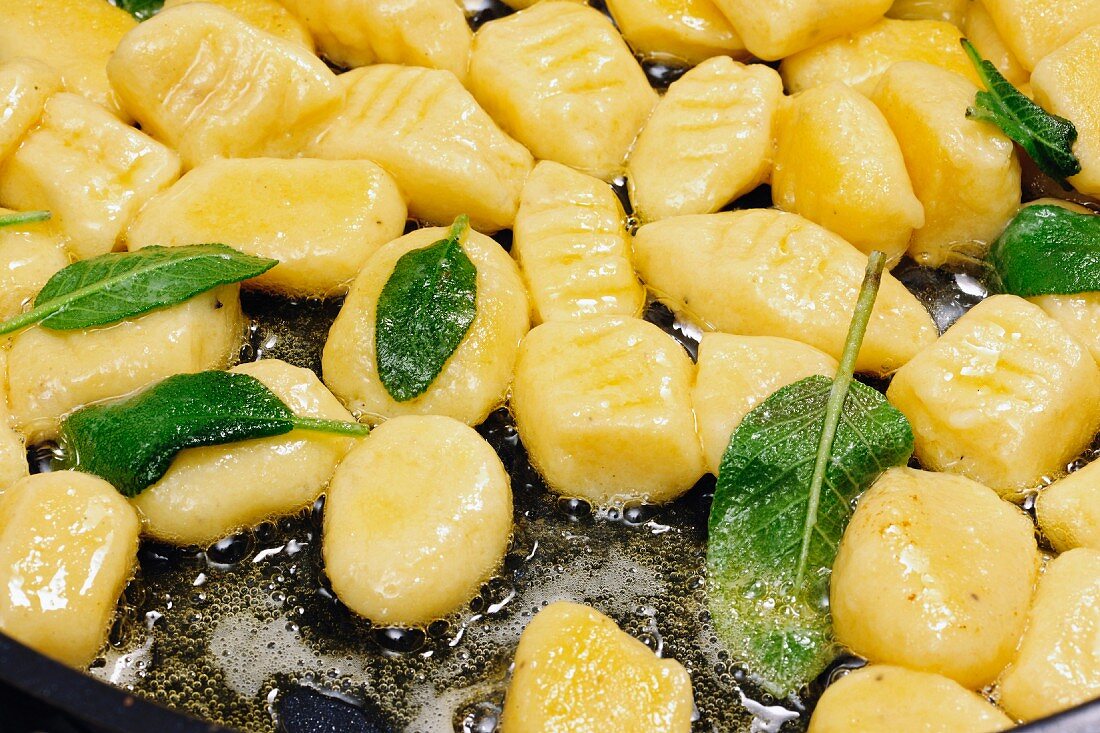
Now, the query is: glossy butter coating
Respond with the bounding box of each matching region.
[0,59,62,166]
[709,0,892,60]
[604,0,747,66]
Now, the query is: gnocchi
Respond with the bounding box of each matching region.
[808,665,1013,733]
[627,56,784,222]
[779,18,978,96]
[468,2,658,180]
[7,287,244,443]
[132,360,359,547]
[1037,459,1100,553]
[0,0,134,119]
[0,59,62,166]
[632,210,938,375]
[107,3,342,170]
[708,0,892,60]
[693,334,838,475]
[871,62,1021,267]
[125,158,407,298]
[500,602,694,733]
[511,316,706,505]
[0,93,181,261]
[773,81,924,262]
[0,351,27,494]
[161,0,315,49]
[831,467,1040,689]
[0,471,140,668]
[322,226,530,426]
[1031,25,1100,197]
[980,0,1100,71]
[512,161,645,323]
[963,1,1031,92]
[0,207,68,323]
[308,64,533,232]
[604,0,748,66]
[278,0,471,79]
[887,295,1100,496]
[886,0,969,25]
[322,415,512,626]
[999,548,1100,721]
[1030,292,1100,366]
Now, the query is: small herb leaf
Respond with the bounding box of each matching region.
[60,371,370,497]
[989,204,1100,297]
[706,253,914,696]
[962,39,1081,187]
[0,244,277,338]
[111,0,164,21]
[375,216,477,402]
[0,210,50,229]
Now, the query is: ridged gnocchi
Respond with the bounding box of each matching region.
[633,211,938,375]
[981,0,1100,71]
[308,64,533,232]
[0,93,181,261]
[126,158,407,298]
[808,665,1013,733]
[500,602,694,733]
[511,316,706,505]
[0,471,140,668]
[133,360,359,547]
[999,548,1100,721]
[0,59,62,166]
[107,3,342,170]
[1031,25,1100,197]
[0,207,68,323]
[831,467,1040,689]
[871,62,1021,267]
[780,18,978,96]
[162,0,314,49]
[323,227,530,426]
[278,0,471,79]
[604,0,748,66]
[627,57,783,222]
[468,2,658,180]
[773,82,924,262]
[693,334,838,475]
[0,0,134,119]
[1037,459,1100,553]
[7,287,244,443]
[323,415,512,626]
[888,295,1100,496]
[708,0,892,60]
[512,161,644,323]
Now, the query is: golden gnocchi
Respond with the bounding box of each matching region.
[308,64,533,232]
[468,2,658,180]
[322,226,530,426]
[512,160,644,323]
[708,0,892,60]
[323,415,512,626]
[632,210,938,375]
[132,360,359,547]
[628,56,783,222]
[511,316,706,505]
[604,0,748,66]
[0,207,68,323]
[980,0,1100,71]
[831,467,1040,689]
[0,351,27,494]
[161,0,315,49]
[108,3,342,170]
[126,158,407,298]
[1037,459,1100,553]
[0,59,62,166]
[0,471,140,668]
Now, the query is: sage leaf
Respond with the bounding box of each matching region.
[989,204,1100,297]
[962,39,1081,187]
[375,216,477,402]
[111,0,163,21]
[60,370,370,498]
[0,210,50,229]
[706,252,914,697]
[0,244,277,338]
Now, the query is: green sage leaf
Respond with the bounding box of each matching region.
[989,204,1100,297]
[0,211,50,229]
[375,216,477,402]
[111,0,164,21]
[962,39,1081,187]
[0,244,277,338]
[60,370,370,498]
[706,253,914,697]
